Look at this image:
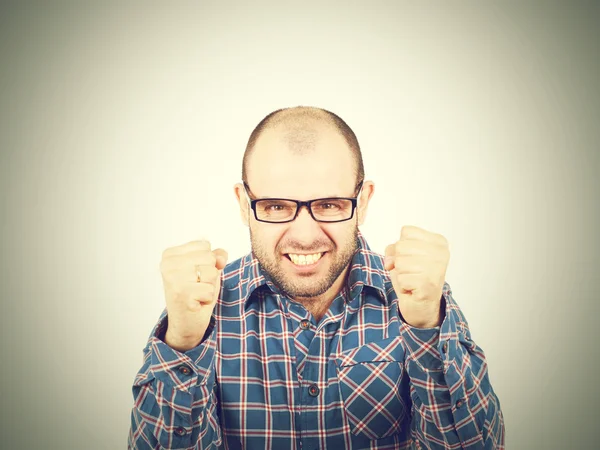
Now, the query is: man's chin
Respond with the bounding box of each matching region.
[280,276,330,298]
[284,287,329,300]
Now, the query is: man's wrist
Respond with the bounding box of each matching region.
[400,295,446,328]
[160,317,216,352]
[164,329,204,352]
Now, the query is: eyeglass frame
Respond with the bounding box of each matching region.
[243,180,364,224]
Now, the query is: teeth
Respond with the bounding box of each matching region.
[288,252,323,265]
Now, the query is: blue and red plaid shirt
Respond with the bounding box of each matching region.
[128,232,505,449]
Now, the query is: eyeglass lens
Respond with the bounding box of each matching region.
[255,198,354,222]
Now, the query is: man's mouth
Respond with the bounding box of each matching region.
[284,252,325,266]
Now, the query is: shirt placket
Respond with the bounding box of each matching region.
[292,297,347,450]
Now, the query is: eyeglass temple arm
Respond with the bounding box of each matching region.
[242,182,253,206]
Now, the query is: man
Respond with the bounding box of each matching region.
[128,106,505,449]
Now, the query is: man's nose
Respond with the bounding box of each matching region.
[288,205,322,240]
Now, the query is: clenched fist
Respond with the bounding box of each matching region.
[384,226,450,329]
[159,240,228,352]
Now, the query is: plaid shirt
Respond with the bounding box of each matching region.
[129,232,505,449]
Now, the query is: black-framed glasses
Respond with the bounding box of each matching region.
[243,180,364,224]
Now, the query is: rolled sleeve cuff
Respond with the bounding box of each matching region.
[400,283,464,370]
[148,311,217,392]
[401,283,481,428]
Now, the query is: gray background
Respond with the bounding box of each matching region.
[1,1,598,449]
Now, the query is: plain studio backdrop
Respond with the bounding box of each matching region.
[0,1,598,449]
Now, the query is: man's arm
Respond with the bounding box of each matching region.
[128,309,222,449]
[400,283,505,449]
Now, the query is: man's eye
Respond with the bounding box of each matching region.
[317,202,341,210]
[262,202,292,212]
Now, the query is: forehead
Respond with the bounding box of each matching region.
[246,124,356,199]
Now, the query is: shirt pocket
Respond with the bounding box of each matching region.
[335,335,408,441]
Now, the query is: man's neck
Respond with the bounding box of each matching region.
[294,266,350,323]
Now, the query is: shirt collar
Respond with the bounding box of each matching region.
[347,231,389,304]
[224,230,389,306]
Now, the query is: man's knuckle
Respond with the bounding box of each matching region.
[190,250,216,265]
[195,240,212,250]
[207,252,217,266]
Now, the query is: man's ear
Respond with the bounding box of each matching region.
[233,183,250,227]
[357,180,375,226]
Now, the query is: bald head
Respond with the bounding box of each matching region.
[242,106,364,185]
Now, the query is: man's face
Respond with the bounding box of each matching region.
[237,124,370,301]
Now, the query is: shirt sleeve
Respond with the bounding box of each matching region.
[399,282,505,449]
[127,308,222,449]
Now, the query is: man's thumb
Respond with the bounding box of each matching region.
[212,248,229,270]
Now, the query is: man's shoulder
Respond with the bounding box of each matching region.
[219,252,266,304]
[221,253,249,286]
[351,240,395,303]
[222,253,247,273]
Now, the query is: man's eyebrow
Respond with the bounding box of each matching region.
[244,182,358,200]
[253,194,353,200]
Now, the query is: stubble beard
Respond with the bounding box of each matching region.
[250,227,359,300]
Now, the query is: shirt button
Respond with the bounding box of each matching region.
[174,426,187,436]
[300,319,310,330]
[456,399,464,408]
[442,342,448,353]
[308,383,320,397]
[178,365,192,376]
